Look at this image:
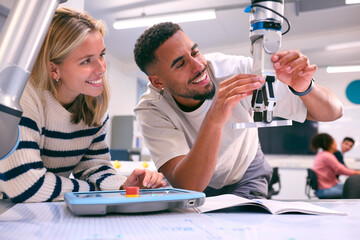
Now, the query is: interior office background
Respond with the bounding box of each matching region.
[0,1,359,160]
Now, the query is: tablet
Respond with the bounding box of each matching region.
[64,188,205,215]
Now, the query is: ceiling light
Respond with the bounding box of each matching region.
[113,10,216,30]
[346,0,360,4]
[326,65,360,73]
[325,41,360,51]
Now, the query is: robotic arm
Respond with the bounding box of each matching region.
[0,0,66,160]
[249,0,284,124]
[233,0,292,129]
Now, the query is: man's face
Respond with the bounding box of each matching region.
[341,140,354,153]
[149,30,215,109]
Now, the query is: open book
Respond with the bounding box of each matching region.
[195,194,346,215]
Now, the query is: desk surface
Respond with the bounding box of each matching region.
[1,199,360,240]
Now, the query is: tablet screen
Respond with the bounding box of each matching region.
[75,189,187,198]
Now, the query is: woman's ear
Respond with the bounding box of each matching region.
[148,75,164,91]
[49,62,60,81]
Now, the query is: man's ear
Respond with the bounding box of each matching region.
[148,75,164,91]
[49,62,60,81]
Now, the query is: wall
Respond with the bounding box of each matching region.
[60,0,84,10]
[0,13,6,32]
[315,68,360,158]
[105,54,140,145]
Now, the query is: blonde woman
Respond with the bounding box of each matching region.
[0,7,166,203]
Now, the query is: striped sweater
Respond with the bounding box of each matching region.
[0,83,126,202]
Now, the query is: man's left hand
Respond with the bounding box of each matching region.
[272,50,317,93]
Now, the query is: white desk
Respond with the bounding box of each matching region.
[1,199,360,240]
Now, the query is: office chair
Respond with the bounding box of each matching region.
[305,168,319,199]
[267,167,281,199]
[343,175,360,199]
[306,168,344,199]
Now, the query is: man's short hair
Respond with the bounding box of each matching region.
[134,22,182,75]
[343,137,355,144]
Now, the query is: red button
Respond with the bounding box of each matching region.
[126,187,139,197]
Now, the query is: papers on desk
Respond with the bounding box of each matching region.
[196,194,346,215]
[0,202,248,240]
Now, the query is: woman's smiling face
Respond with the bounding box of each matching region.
[53,31,107,105]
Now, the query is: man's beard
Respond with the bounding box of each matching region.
[185,65,215,101]
[169,80,216,101]
[191,82,216,101]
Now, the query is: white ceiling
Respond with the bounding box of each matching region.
[83,0,360,70]
[1,0,360,70]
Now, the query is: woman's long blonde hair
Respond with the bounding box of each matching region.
[30,7,109,127]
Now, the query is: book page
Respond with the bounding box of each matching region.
[197,194,346,215]
[196,194,267,213]
[257,199,347,215]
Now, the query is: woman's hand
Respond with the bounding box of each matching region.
[121,168,167,189]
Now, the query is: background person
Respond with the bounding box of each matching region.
[334,137,355,166]
[0,7,166,203]
[310,133,360,198]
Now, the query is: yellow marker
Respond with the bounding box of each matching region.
[142,161,149,168]
[126,194,139,198]
[113,160,121,169]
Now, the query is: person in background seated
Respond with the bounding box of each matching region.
[0,7,166,203]
[310,133,360,198]
[334,137,355,166]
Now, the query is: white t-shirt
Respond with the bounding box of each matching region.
[134,52,307,189]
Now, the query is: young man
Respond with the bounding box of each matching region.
[334,137,355,166]
[133,22,343,199]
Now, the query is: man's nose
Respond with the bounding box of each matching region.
[190,57,204,74]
